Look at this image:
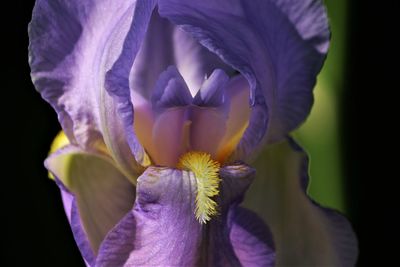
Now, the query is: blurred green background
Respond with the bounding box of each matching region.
[293,0,347,214]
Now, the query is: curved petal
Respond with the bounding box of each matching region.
[173,27,234,96]
[193,69,229,107]
[230,207,276,266]
[96,164,274,266]
[96,167,201,266]
[148,66,191,166]
[191,72,251,162]
[220,165,276,266]
[45,145,136,263]
[105,1,159,167]
[129,8,175,99]
[158,0,330,158]
[243,140,358,266]
[28,0,145,180]
[151,65,193,110]
[129,9,234,99]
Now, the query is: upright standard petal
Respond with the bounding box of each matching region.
[174,27,235,96]
[128,9,234,100]
[45,146,135,265]
[96,165,275,267]
[151,65,193,110]
[193,69,229,107]
[191,69,230,159]
[29,0,148,178]
[129,8,175,100]
[158,0,330,158]
[243,140,358,266]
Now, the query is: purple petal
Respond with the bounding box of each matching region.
[46,145,135,264]
[28,0,144,178]
[96,167,201,266]
[243,139,358,266]
[29,0,97,148]
[135,66,191,166]
[145,67,190,166]
[230,207,276,266]
[219,164,276,266]
[158,0,330,157]
[130,9,175,99]
[103,0,157,168]
[193,69,229,107]
[96,164,274,266]
[151,65,193,110]
[173,27,234,96]
[129,9,234,99]
[191,72,248,161]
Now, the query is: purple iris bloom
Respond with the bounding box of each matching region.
[29,0,358,266]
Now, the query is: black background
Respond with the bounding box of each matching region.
[2,0,396,266]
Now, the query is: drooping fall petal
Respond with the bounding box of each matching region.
[95,165,275,266]
[46,146,135,265]
[243,140,358,266]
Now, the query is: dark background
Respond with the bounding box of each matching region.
[2,0,396,266]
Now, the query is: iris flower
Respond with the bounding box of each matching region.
[29,0,358,266]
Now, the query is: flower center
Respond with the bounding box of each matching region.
[177,151,220,224]
[132,68,251,168]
